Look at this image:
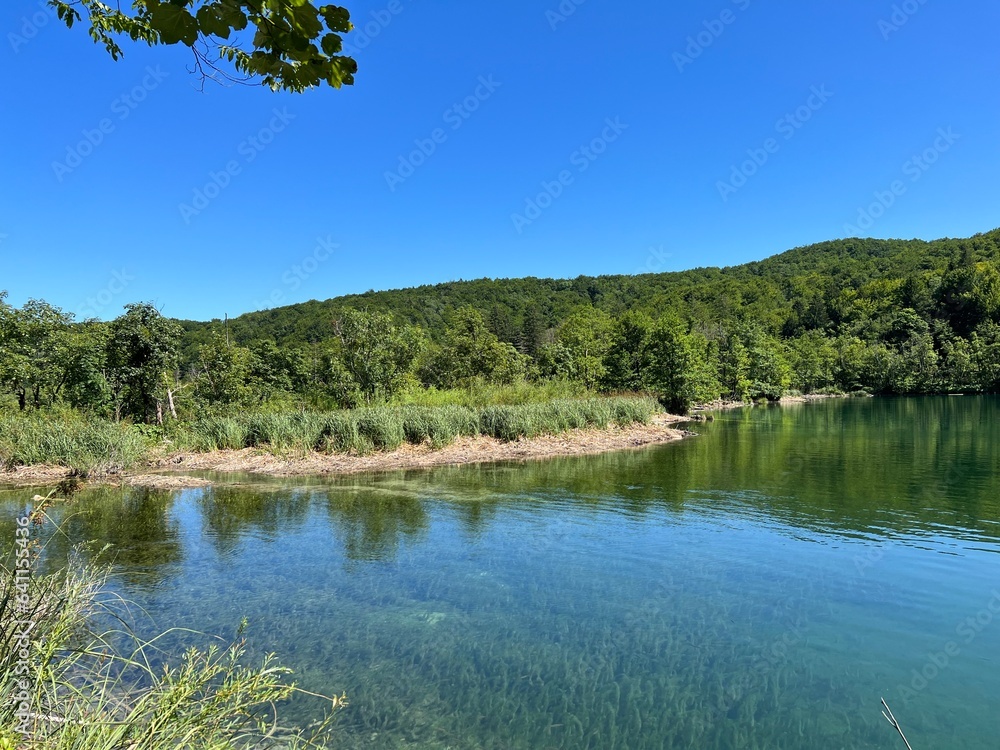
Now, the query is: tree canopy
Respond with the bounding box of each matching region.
[4,230,1000,422]
[51,0,357,92]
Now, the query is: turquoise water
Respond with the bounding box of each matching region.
[3,396,1000,748]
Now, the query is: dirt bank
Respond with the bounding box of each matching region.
[0,414,694,490]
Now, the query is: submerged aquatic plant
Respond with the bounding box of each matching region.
[0,510,344,749]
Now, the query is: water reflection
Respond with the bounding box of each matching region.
[1,397,999,749]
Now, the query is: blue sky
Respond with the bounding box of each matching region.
[2,0,998,322]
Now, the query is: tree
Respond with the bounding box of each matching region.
[50,0,357,93]
[333,309,423,402]
[419,307,527,388]
[970,321,1000,392]
[59,321,114,413]
[0,298,74,410]
[557,308,612,390]
[787,331,838,394]
[194,333,256,405]
[105,303,183,423]
[936,261,1000,337]
[602,311,654,392]
[647,315,695,414]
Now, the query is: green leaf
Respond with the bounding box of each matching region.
[147,1,199,45]
[216,0,249,32]
[288,4,323,38]
[320,32,342,56]
[196,4,232,39]
[319,4,351,33]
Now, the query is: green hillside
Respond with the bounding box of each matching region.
[178,230,1000,358]
[3,229,1000,429]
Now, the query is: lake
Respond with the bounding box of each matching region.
[3,396,999,748]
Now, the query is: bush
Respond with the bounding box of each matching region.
[183,416,249,452]
[608,396,658,426]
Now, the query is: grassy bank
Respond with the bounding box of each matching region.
[0,412,150,476]
[0,396,662,477]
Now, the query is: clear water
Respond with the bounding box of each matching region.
[3,396,1000,748]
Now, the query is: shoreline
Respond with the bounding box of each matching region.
[0,414,694,490]
[691,393,851,412]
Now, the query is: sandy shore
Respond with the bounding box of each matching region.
[0,414,694,490]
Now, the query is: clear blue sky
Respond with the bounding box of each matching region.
[2,0,998,321]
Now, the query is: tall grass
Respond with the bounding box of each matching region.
[176,396,659,453]
[0,412,149,477]
[477,397,658,442]
[0,396,661,471]
[1,521,339,748]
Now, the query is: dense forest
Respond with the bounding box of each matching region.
[3,229,1000,423]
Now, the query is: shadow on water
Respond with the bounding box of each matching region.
[1,396,999,748]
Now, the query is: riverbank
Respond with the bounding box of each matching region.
[692,392,853,411]
[0,413,693,490]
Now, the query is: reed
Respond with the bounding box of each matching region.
[175,396,659,455]
[0,412,149,476]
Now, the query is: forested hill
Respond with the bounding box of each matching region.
[5,229,1000,424]
[179,230,1000,356]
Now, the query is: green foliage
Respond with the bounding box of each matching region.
[787,331,838,393]
[334,309,424,403]
[105,303,183,424]
[51,0,357,92]
[391,378,589,408]
[192,333,256,405]
[478,397,658,442]
[171,397,659,458]
[401,405,480,448]
[355,407,405,452]
[556,308,613,390]
[419,307,527,389]
[602,311,655,392]
[646,315,697,414]
[182,414,250,451]
[0,411,149,475]
[6,230,1000,432]
[0,297,75,411]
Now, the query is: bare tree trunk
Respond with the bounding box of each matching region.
[167,388,177,420]
[156,400,163,426]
